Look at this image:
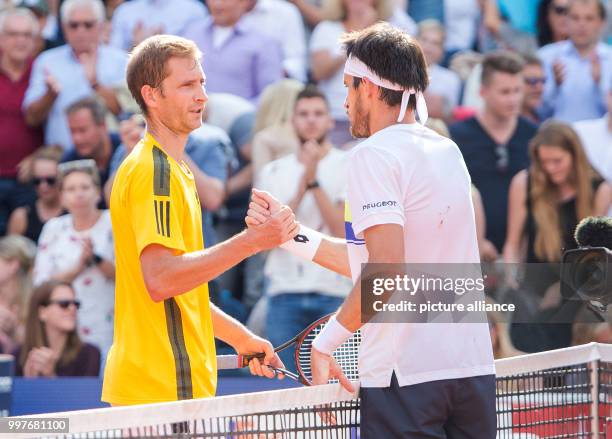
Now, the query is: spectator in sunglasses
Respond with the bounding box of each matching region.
[14,280,100,377]
[7,147,65,243]
[536,0,570,47]
[521,54,547,124]
[23,0,128,150]
[33,161,115,358]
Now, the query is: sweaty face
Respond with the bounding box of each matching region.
[344,74,370,138]
[155,57,208,136]
[481,72,524,120]
[292,97,333,143]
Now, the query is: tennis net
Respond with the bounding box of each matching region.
[10,342,612,439]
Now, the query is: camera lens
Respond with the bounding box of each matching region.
[572,252,606,299]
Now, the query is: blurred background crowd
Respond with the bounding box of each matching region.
[0,0,611,378]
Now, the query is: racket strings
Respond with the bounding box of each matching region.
[297,323,361,383]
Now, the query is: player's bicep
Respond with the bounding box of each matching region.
[364,224,405,263]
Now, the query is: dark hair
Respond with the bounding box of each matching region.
[569,0,607,20]
[522,53,543,67]
[481,51,525,86]
[341,22,429,111]
[65,96,107,125]
[536,0,556,47]
[295,84,329,108]
[20,281,82,370]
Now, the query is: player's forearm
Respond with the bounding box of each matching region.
[313,237,351,278]
[143,233,258,301]
[210,303,253,350]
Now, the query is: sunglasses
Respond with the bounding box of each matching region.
[525,77,546,86]
[67,20,97,30]
[495,144,509,173]
[551,5,568,15]
[47,299,81,310]
[33,176,57,187]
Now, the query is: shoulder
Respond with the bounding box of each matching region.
[516,117,539,136]
[80,342,101,357]
[260,153,297,177]
[99,45,128,61]
[33,45,68,65]
[537,41,568,59]
[312,20,343,39]
[449,117,478,137]
[510,169,529,192]
[112,0,143,17]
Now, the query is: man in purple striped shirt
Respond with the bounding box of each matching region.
[182,0,283,104]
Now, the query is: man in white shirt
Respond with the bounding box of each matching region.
[573,88,612,183]
[242,0,307,82]
[248,23,496,438]
[257,86,351,370]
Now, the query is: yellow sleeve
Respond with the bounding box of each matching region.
[126,147,187,256]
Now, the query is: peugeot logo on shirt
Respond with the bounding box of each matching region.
[362,200,398,210]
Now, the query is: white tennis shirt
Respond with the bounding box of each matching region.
[345,123,495,388]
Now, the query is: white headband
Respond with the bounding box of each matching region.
[344,54,428,125]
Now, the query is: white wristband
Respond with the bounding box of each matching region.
[312,315,352,356]
[280,225,323,261]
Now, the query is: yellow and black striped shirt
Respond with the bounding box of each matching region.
[102,133,216,405]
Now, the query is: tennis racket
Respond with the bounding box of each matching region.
[217,313,361,386]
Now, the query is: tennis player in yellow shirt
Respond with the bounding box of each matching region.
[102,35,297,406]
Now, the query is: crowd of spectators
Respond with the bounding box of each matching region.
[0,0,611,377]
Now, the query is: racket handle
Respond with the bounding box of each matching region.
[216,353,266,369]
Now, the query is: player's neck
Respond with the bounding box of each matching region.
[369,104,416,135]
[146,120,188,163]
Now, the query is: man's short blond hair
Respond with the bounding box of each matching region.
[126,35,202,115]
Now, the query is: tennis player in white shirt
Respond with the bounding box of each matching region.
[247,23,496,438]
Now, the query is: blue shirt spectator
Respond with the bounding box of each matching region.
[183,13,282,103]
[109,0,208,51]
[23,0,128,150]
[538,0,611,122]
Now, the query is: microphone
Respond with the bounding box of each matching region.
[574,216,612,249]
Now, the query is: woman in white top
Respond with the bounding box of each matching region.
[33,160,115,358]
[310,0,416,147]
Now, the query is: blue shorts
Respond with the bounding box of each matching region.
[360,374,496,439]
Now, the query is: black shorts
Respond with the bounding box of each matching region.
[360,374,496,439]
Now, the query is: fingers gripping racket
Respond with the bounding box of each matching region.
[217,313,361,386]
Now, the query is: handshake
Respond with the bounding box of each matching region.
[243,188,299,252]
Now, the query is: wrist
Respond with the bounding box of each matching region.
[280,224,324,261]
[312,315,352,356]
[238,229,261,257]
[305,180,320,190]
